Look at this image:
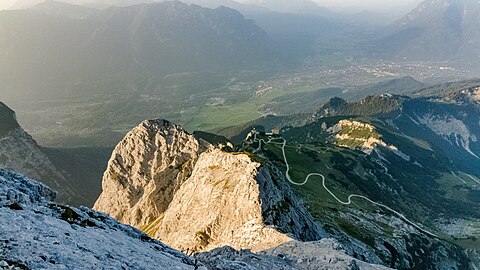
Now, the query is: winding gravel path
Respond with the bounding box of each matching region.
[252,132,439,238]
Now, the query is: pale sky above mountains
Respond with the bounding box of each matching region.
[0,0,17,9]
[0,0,424,13]
[314,0,422,10]
[238,0,423,12]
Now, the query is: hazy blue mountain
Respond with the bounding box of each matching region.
[27,0,100,17]
[9,0,154,9]
[240,0,333,16]
[179,0,364,60]
[0,1,278,102]
[171,0,270,13]
[376,0,480,63]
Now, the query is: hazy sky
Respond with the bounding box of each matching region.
[0,0,424,11]
[0,0,16,9]
[314,0,423,12]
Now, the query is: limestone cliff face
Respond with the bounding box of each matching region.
[94,119,209,228]
[94,119,322,253]
[153,149,322,252]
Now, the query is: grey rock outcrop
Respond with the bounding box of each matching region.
[0,102,75,204]
[198,239,392,270]
[0,168,200,270]
[0,168,56,206]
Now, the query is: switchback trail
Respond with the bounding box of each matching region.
[251,132,439,238]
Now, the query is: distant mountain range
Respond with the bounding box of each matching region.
[0,1,278,101]
[376,0,480,64]
[10,0,333,16]
[4,0,480,74]
[9,0,154,9]
[239,0,334,17]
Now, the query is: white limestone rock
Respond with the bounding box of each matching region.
[153,149,322,252]
[94,119,210,227]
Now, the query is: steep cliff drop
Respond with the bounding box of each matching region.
[0,102,76,204]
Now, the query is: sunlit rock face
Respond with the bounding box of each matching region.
[94,119,210,228]
[94,119,322,253]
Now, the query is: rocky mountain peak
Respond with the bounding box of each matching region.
[327,97,349,108]
[151,148,323,252]
[313,97,348,118]
[94,118,210,228]
[94,119,324,253]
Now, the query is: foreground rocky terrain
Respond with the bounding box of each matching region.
[0,168,199,269]
[0,168,392,269]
